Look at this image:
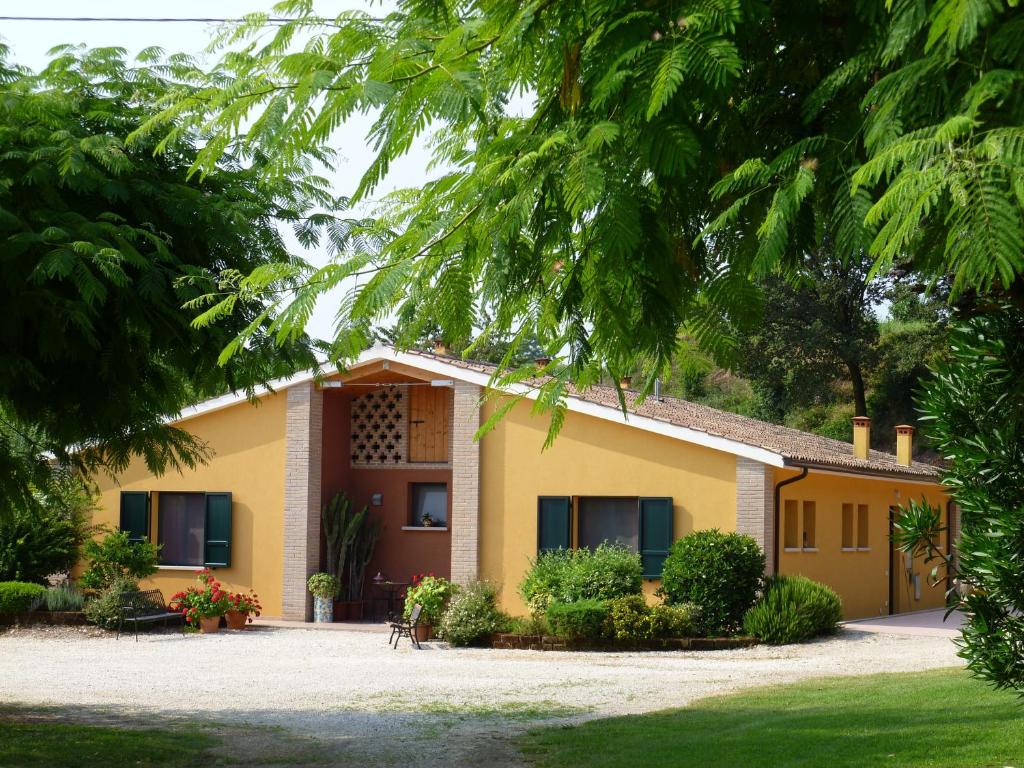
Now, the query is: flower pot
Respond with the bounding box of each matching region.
[332,600,349,621]
[414,623,433,642]
[313,595,333,623]
[225,610,248,630]
[199,616,221,634]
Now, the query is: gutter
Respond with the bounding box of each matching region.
[772,466,809,575]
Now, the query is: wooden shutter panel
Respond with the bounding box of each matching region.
[204,492,232,567]
[537,497,572,553]
[639,497,673,578]
[119,491,150,542]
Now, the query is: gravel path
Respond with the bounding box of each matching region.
[0,625,962,766]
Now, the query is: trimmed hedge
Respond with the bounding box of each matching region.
[518,545,642,614]
[606,596,701,640]
[743,575,843,644]
[0,581,46,615]
[546,599,609,641]
[659,529,765,635]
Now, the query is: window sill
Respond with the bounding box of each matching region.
[857,547,871,552]
[802,547,818,552]
[156,565,204,571]
[783,547,801,552]
[401,526,448,532]
[841,547,872,552]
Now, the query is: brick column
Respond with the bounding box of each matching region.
[736,458,775,575]
[450,382,481,585]
[282,382,323,621]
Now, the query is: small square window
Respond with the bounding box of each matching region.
[410,483,447,527]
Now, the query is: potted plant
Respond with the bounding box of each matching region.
[321,492,381,621]
[168,569,231,633]
[225,589,262,629]
[404,573,453,641]
[421,512,434,527]
[307,572,339,623]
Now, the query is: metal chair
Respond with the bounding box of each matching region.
[388,603,422,649]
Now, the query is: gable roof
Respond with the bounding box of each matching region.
[175,345,940,481]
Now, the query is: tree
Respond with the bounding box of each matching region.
[0,46,322,507]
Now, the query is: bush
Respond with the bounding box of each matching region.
[546,599,609,642]
[507,613,551,636]
[84,575,140,629]
[306,572,340,598]
[44,583,85,612]
[606,596,701,641]
[650,603,699,638]
[404,574,455,625]
[519,545,642,614]
[743,575,843,644]
[659,529,765,635]
[0,487,92,583]
[438,581,510,646]
[78,530,159,591]
[0,581,47,614]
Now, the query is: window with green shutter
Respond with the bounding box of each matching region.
[639,497,673,578]
[119,491,150,542]
[537,496,572,553]
[204,492,232,568]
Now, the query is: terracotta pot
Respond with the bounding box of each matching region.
[225,610,248,630]
[199,616,221,634]
[414,623,433,642]
[332,600,349,621]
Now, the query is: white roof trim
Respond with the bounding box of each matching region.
[171,346,786,467]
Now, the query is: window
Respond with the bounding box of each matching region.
[410,483,447,527]
[579,497,638,551]
[155,491,232,567]
[120,491,150,543]
[784,499,815,551]
[784,500,799,549]
[857,504,869,549]
[842,503,855,549]
[802,501,816,549]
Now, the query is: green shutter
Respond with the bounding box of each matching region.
[119,491,150,542]
[639,497,673,578]
[204,492,232,567]
[538,496,572,553]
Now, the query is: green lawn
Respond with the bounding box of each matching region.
[522,669,1024,768]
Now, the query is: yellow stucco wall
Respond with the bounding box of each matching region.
[479,397,738,615]
[90,393,288,618]
[777,469,949,619]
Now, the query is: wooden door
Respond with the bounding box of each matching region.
[408,387,450,462]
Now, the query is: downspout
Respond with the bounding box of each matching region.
[772,466,809,575]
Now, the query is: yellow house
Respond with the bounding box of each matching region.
[90,345,953,621]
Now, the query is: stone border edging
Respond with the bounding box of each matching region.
[491,632,758,651]
[0,611,88,627]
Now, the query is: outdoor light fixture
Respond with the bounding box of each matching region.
[319,380,344,389]
[371,493,383,506]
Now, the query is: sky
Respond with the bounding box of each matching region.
[2,1,435,342]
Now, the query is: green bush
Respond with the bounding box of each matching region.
[0,489,92,584]
[438,581,510,646]
[0,581,47,614]
[546,599,609,642]
[650,602,699,638]
[44,583,85,612]
[606,596,701,640]
[79,530,159,591]
[659,529,765,635]
[519,544,642,613]
[84,576,140,630]
[507,613,551,636]
[743,575,843,644]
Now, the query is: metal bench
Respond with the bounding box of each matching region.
[117,589,186,641]
[388,603,423,649]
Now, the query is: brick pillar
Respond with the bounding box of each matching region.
[736,457,775,575]
[282,382,323,621]
[450,382,481,585]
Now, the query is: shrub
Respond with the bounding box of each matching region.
[84,575,139,630]
[78,530,159,591]
[439,581,510,646]
[0,489,92,584]
[743,575,843,644]
[404,574,455,624]
[507,613,551,636]
[607,595,654,641]
[519,544,642,613]
[650,603,699,638]
[659,529,765,635]
[546,599,609,642]
[169,569,232,626]
[44,583,85,612]
[0,581,47,614]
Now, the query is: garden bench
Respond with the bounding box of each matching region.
[116,589,186,641]
[388,603,422,649]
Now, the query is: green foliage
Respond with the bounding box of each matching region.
[518,545,642,614]
[83,575,139,630]
[546,599,609,642]
[404,575,455,624]
[168,569,231,625]
[78,531,159,592]
[321,492,380,600]
[0,581,46,615]
[649,603,700,639]
[507,613,552,636]
[43,583,85,612]
[660,529,764,635]
[606,595,700,641]
[306,572,340,599]
[0,480,93,583]
[438,581,510,646]
[742,575,843,645]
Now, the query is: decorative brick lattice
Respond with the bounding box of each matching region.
[350,388,407,465]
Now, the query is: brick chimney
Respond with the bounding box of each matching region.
[895,424,915,466]
[852,416,871,460]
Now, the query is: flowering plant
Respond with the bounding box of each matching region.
[227,589,262,623]
[404,574,453,624]
[168,568,231,626]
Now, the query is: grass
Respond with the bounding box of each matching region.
[521,669,1024,768]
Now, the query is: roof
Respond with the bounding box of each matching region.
[174,345,940,481]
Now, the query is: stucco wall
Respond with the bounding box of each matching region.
[92,393,288,618]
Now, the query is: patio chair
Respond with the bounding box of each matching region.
[389,603,422,649]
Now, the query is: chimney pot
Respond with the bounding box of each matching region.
[895,424,915,466]
[432,339,448,355]
[852,416,871,461]
[534,356,551,371]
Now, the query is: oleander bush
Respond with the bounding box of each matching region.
[0,581,47,614]
[438,581,510,646]
[518,545,642,614]
[546,598,609,642]
[743,575,843,645]
[660,529,765,635]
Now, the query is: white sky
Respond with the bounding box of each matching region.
[2,1,436,342]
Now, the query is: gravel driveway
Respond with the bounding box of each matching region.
[0,624,962,767]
